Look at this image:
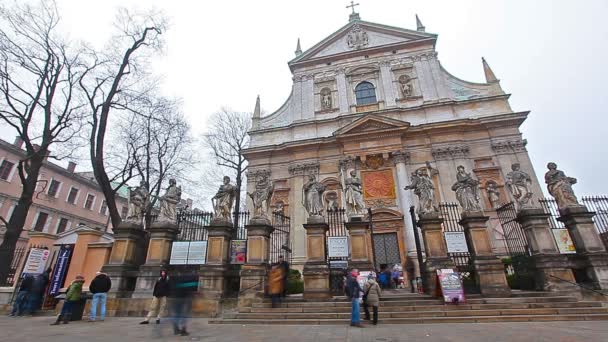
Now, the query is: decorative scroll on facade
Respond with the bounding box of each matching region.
[491,139,528,154]
[288,162,320,176]
[362,169,396,200]
[431,145,470,161]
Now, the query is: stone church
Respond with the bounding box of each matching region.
[243,10,544,279]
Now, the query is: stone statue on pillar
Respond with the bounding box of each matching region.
[451,165,482,212]
[125,180,148,225]
[405,168,438,214]
[212,176,238,223]
[248,173,274,221]
[545,162,580,210]
[344,170,366,217]
[157,179,182,224]
[302,174,326,220]
[505,163,533,208]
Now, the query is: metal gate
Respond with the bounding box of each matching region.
[439,203,480,294]
[326,208,348,296]
[270,212,292,265]
[372,233,401,269]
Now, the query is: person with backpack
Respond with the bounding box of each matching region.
[345,269,364,328]
[51,275,85,325]
[89,271,112,322]
[9,274,34,316]
[363,275,382,325]
[140,270,170,325]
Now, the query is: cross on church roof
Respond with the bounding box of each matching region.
[347,1,361,21]
[346,1,360,14]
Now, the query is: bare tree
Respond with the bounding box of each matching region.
[79,9,167,229]
[202,108,251,224]
[0,1,85,280]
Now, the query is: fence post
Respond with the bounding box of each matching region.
[516,207,577,291]
[102,222,148,296]
[198,221,233,316]
[345,219,374,271]
[302,219,331,299]
[238,219,274,308]
[417,212,455,296]
[558,206,608,290]
[459,211,511,297]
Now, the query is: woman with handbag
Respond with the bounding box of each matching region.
[363,275,382,325]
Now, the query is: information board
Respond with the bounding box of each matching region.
[187,241,208,265]
[552,229,576,254]
[437,268,466,304]
[230,240,247,264]
[444,232,469,253]
[328,236,349,257]
[23,248,50,275]
[169,242,190,265]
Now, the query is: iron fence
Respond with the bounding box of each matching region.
[582,196,608,249]
[0,242,28,287]
[175,211,212,241]
[232,211,250,241]
[270,212,292,265]
[496,202,530,256]
[326,208,349,295]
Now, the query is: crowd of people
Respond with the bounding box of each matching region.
[9,268,51,317]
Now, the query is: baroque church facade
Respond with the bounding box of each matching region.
[243,11,544,279]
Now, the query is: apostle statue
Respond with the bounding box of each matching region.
[451,165,482,212]
[486,181,501,209]
[344,170,366,217]
[126,180,148,224]
[302,174,326,217]
[212,176,238,222]
[157,179,182,224]
[545,162,580,210]
[405,168,438,214]
[505,163,533,208]
[248,173,274,220]
[322,92,332,110]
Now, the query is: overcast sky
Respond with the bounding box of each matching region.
[2,0,608,199]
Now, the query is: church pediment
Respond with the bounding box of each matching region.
[290,20,436,67]
[333,115,410,139]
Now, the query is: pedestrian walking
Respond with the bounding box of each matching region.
[345,269,364,328]
[363,275,382,325]
[277,255,289,297]
[9,274,34,316]
[89,271,111,322]
[51,275,85,325]
[140,270,170,325]
[25,268,51,316]
[169,271,198,336]
[268,264,284,308]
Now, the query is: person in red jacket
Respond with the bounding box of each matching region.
[140,270,170,325]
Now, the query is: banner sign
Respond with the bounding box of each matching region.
[437,268,466,304]
[328,237,349,258]
[23,248,50,275]
[552,229,576,254]
[329,260,348,269]
[444,232,469,253]
[170,241,207,265]
[230,240,247,264]
[49,245,72,296]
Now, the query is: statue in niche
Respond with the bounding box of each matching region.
[545,162,580,210]
[505,163,533,208]
[320,88,332,110]
[302,174,326,217]
[486,181,501,209]
[248,173,274,219]
[212,176,237,222]
[344,170,366,216]
[405,168,438,214]
[451,165,482,212]
[126,180,149,225]
[157,179,182,223]
[324,191,339,211]
[399,75,413,98]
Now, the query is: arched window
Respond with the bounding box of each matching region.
[355,81,377,105]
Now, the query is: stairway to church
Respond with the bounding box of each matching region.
[209,290,608,325]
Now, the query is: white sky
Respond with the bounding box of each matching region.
[2,0,608,199]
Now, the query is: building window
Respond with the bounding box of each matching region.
[47,179,61,197]
[84,194,95,210]
[67,187,79,204]
[121,206,128,219]
[33,212,49,232]
[100,200,108,216]
[0,160,15,181]
[355,81,377,106]
[56,218,69,234]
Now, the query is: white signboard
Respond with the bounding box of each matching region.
[328,236,349,258]
[23,248,50,274]
[169,242,190,265]
[552,229,576,254]
[444,232,469,253]
[187,241,208,265]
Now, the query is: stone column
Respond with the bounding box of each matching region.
[303,220,331,299]
[102,222,148,296]
[238,222,274,308]
[133,222,179,297]
[198,221,233,316]
[459,211,511,297]
[516,208,577,291]
[417,213,455,296]
[558,206,608,290]
[392,151,420,277]
[345,219,373,271]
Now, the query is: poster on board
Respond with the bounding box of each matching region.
[22,248,50,275]
[437,268,466,304]
[552,229,576,254]
[169,242,190,265]
[230,240,247,264]
[328,236,349,258]
[444,232,469,253]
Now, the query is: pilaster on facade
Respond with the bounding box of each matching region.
[391,151,411,165]
[491,139,528,155]
[247,169,271,182]
[288,162,320,176]
[431,144,470,161]
[338,155,357,171]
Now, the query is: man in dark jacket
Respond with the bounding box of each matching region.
[169,271,198,336]
[346,269,364,328]
[9,274,34,316]
[140,270,170,325]
[88,271,111,322]
[25,269,51,315]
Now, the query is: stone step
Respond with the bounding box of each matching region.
[209,313,608,325]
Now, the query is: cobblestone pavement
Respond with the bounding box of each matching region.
[1,316,607,342]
